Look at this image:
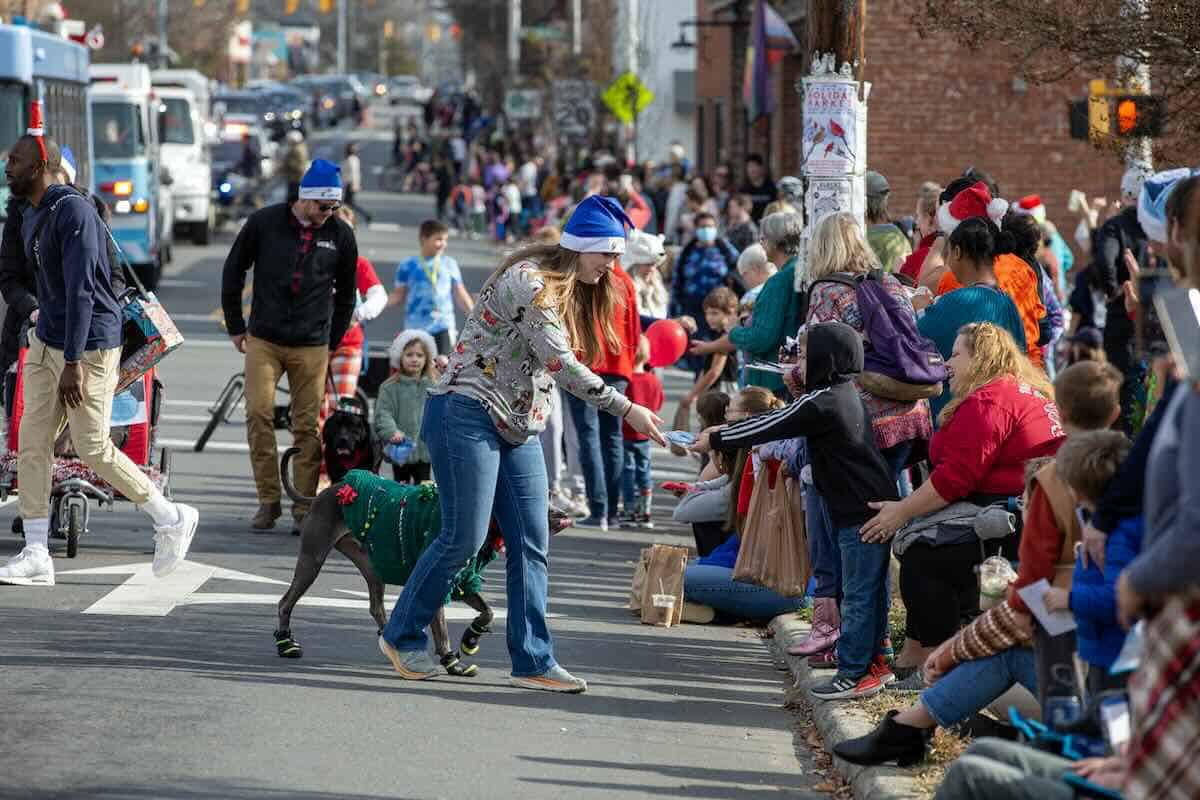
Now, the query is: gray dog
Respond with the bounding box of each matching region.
[275,448,571,677]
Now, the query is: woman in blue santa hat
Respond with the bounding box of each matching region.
[377,194,666,693]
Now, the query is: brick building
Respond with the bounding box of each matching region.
[693,0,1127,246]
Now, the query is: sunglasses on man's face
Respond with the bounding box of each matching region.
[316,202,341,214]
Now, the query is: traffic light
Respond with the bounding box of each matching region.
[1112,94,1166,138]
[285,0,299,13]
[237,0,250,13]
[319,0,334,12]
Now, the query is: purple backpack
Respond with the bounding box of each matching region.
[808,271,946,401]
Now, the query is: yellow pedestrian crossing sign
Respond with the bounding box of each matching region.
[602,72,654,124]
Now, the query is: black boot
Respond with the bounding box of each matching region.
[833,710,929,767]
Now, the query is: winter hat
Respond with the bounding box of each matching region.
[777,175,804,205]
[389,329,438,369]
[26,99,47,161]
[1013,194,1046,225]
[59,145,77,184]
[1069,326,1103,349]
[299,158,342,201]
[1137,167,1200,244]
[937,181,1009,235]
[622,229,666,268]
[561,195,633,254]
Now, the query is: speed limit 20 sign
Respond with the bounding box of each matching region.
[553,80,595,137]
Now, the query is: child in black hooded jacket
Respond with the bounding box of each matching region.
[695,320,898,701]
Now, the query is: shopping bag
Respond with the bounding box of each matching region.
[116,295,184,393]
[628,546,653,613]
[640,544,688,627]
[733,464,810,597]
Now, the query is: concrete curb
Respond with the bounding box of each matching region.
[769,614,924,800]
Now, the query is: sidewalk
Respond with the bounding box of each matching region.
[768,613,925,800]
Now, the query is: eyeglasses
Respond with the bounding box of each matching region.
[316,202,341,214]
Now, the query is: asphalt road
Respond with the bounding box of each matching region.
[0,111,821,800]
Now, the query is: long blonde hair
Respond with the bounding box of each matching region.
[940,322,1055,425]
[489,242,622,365]
[807,212,880,282]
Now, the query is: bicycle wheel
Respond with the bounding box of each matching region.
[195,385,238,452]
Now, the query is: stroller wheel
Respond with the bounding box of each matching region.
[65,504,82,559]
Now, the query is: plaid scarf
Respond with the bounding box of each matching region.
[1126,589,1200,799]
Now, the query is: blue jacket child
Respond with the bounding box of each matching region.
[1069,514,1143,670]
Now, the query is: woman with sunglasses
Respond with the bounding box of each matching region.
[221,158,360,534]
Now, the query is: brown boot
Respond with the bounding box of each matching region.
[250,501,282,530]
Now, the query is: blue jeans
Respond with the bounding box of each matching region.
[921,647,1038,728]
[622,439,652,506]
[835,524,891,680]
[381,393,555,677]
[684,563,805,620]
[565,375,628,519]
[805,489,840,599]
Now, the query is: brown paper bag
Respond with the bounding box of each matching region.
[732,465,810,597]
[640,544,689,626]
[628,546,653,613]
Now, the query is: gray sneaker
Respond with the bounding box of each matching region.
[378,636,438,680]
[510,664,588,694]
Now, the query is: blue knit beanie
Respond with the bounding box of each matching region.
[562,195,634,254]
[299,158,343,201]
[1138,167,1200,244]
[60,145,77,184]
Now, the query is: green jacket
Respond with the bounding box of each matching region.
[728,258,800,392]
[372,375,434,464]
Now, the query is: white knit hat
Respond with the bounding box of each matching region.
[389,329,438,368]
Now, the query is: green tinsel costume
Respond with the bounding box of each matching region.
[337,470,498,602]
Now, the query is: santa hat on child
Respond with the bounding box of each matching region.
[389,329,438,369]
[937,181,1009,235]
[561,195,634,254]
[1013,194,1046,225]
[26,100,47,161]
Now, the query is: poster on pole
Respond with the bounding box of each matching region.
[504,89,543,120]
[801,81,858,177]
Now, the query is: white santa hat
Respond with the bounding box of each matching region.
[1012,194,1046,225]
[937,181,1009,235]
[389,329,438,368]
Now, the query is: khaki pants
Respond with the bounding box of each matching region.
[18,329,154,520]
[244,335,327,518]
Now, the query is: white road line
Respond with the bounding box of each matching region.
[175,338,236,349]
[172,313,223,323]
[166,399,220,408]
[162,414,219,423]
[159,437,291,454]
[158,279,211,289]
[367,222,401,232]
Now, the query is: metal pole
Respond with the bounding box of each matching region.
[157,0,168,69]
[1120,0,1152,175]
[337,0,348,75]
[571,0,581,58]
[508,0,521,83]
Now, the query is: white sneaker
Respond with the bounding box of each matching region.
[0,547,55,586]
[152,503,199,578]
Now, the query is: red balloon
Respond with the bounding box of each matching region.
[645,319,688,368]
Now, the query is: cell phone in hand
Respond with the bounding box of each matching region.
[664,430,697,448]
[1155,287,1200,379]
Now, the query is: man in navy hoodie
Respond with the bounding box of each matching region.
[0,132,198,588]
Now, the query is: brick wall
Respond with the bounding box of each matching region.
[694,1,1137,246]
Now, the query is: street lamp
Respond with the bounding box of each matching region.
[670,16,750,51]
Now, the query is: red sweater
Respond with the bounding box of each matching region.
[338,256,384,349]
[899,233,936,281]
[928,377,1065,502]
[622,371,664,441]
[590,264,641,382]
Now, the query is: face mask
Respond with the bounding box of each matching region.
[696,226,717,243]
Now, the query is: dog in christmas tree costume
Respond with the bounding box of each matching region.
[276,448,570,675]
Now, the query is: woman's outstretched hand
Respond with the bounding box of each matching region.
[625,404,667,446]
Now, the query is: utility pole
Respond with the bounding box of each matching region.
[508,0,521,83]
[1120,0,1152,176]
[571,0,582,58]
[157,0,168,69]
[337,0,348,74]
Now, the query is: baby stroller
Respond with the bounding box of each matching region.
[0,349,172,558]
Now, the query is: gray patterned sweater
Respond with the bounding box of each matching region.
[429,262,633,444]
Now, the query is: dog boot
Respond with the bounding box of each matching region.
[440,651,479,678]
[460,620,490,655]
[274,629,302,658]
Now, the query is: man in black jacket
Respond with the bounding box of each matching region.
[0,132,198,587]
[1090,168,1151,432]
[221,158,357,531]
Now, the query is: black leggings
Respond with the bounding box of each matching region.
[392,461,431,484]
[899,540,983,647]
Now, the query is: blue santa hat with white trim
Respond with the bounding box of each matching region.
[299,158,343,201]
[1138,166,1200,244]
[60,145,77,185]
[561,194,634,254]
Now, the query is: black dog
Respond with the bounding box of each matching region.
[322,397,380,483]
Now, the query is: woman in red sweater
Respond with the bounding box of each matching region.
[859,322,1064,672]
